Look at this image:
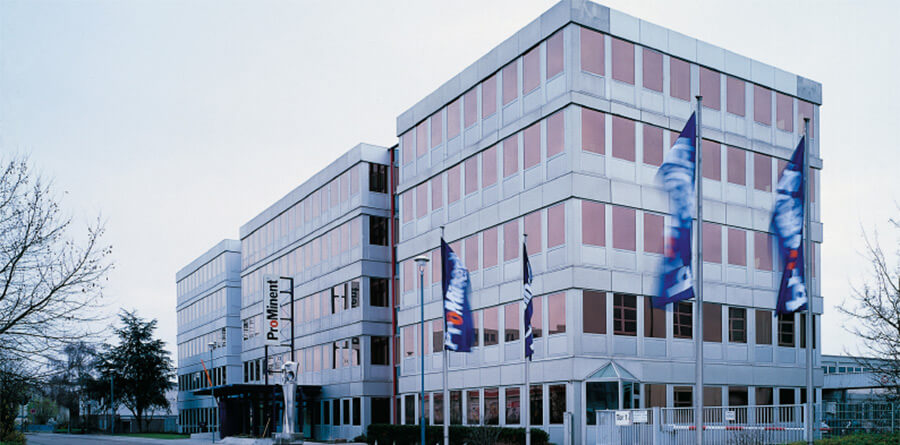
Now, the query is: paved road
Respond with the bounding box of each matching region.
[27,433,212,445]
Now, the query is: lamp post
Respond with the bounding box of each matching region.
[208,341,216,443]
[414,255,430,445]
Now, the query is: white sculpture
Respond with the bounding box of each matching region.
[281,361,299,437]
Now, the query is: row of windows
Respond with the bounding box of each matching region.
[400,384,567,426]
[179,407,217,434]
[822,365,875,375]
[177,253,228,298]
[316,398,363,426]
[177,287,227,328]
[178,366,226,392]
[242,338,365,382]
[178,328,226,360]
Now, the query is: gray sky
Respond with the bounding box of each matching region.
[2,0,898,359]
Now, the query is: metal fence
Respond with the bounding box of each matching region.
[822,401,900,437]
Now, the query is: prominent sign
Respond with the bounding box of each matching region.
[615,411,632,426]
[264,275,281,345]
[632,410,649,424]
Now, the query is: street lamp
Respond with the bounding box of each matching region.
[208,341,216,443]
[414,255,430,445]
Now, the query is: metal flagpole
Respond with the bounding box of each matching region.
[441,226,450,445]
[803,118,814,444]
[524,233,531,445]
[694,96,704,445]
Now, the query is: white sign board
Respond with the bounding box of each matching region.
[632,410,649,424]
[725,410,736,422]
[263,275,281,345]
[615,410,632,426]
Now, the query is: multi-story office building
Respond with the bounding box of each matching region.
[175,239,242,434]
[394,1,822,443]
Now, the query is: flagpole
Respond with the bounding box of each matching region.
[694,95,704,445]
[441,226,449,445]
[803,119,814,444]
[523,233,531,445]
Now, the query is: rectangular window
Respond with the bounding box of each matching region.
[670,58,690,101]
[612,206,636,251]
[799,101,815,138]
[674,302,692,339]
[778,314,795,347]
[353,398,361,426]
[371,336,389,365]
[416,183,428,219]
[464,88,477,129]
[611,116,635,161]
[643,124,663,166]
[643,213,664,254]
[484,388,499,425]
[465,235,479,271]
[547,31,564,79]
[448,99,461,140]
[548,292,566,335]
[546,111,565,158]
[450,391,462,425]
[483,306,498,346]
[502,61,518,105]
[505,387,520,424]
[702,140,721,180]
[530,385,543,425]
[369,163,388,193]
[674,386,693,408]
[754,232,773,271]
[727,228,747,266]
[471,310,480,347]
[647,384,667,408]
[430,110,442,149]
[401,131,413,165]
[582,200,605,246]
[403,325,415,357]
[482,74,497,118]
[776,92,793,132]
[728,387,748,407]
[611,37,634,84]
[642,48,663,92]
[532,295,543,338]
[703,222,722,263]
[523,46,540,94]
[582,108,605,154]
[727,146,746,185]
[483,227,498,269]
[505,302,520,341]
[370,278,388,307]
[547,203,565,248]
[503,136,518,178]
[447,165,461,204]
[431,175,443,211]
[432,319,442,353]
[369,216,389,246]
[416,122,428,157]
[754,85,772,125]
[433,392,444,425]
[465,157,478,195]
[466,390,480,425]
[699,67,720,110]
[403,395,414,425]
[525,211,542,254]
[753,153,772,192]
[800,313,816,349]
[523,122,541,169]
[704,387,723,407]
[503,220,519,261]
[583,290,606,335]
[728,307,747,343]
[549,384,566,424]
[644,296,666,338]
[703,303,722,342]
[580,27,604,75]
[613,293,637,336]
[756,309,773,345]
[482,145,497,188]
[756,387,773,405]
[726,77,745,116]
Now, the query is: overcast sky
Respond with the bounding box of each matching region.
[2,0,899,360]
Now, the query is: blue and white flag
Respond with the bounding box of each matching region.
[654,113,697,308]
[441,239,474,352]
[773,137,808,316]
[522,243,534,360]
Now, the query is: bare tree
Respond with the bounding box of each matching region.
[839,218,900,397]
[0,157,112,366]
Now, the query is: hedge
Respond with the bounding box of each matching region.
[366,424,550,445]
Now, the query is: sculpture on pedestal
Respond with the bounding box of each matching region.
[281,361,298,437]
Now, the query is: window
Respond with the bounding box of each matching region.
[450,391,462,425]
[465,157,478,195]
[353,398,361,425]
[580,27,604,75]
[343,399,351,425]
[756,309,773,345]
[467,390,480,425]
[372,398,390,424]
[532,295,543,338]
[548,292,566,335]
[643,124,663,166]
[548,384,566,425]
[778,314,795,347]
[799,101,815,138]
[699,67,720,110]
[612,206,636,251]
[779,388,795,406]
[403,325,415,357]
[729,387,748,407]
[369,216,389,246]
[582,200,606,246]
[416,122,427,158]
[547,31,564,79]
[525,211,542,254]
[404,395,415,425]
[756,387,773,405]
[727,146,746,186]
[754,85,771,125]
[645,296,665,338]
[643,213,664,254]
[484,388,500,425]
[503,220,519,261]
[482,74,497,118]
[505,302,520,341]
[702,222,722,263]
[401,131,413,165]
[702,140,721,180]
[523,122,541,169]
[430,110,442,149]
[433,320,443,353]
[704,387,723,407]
[674,302,692,339]
[754,232,773,271]
[611,116,635,161]
[776,92,793,132]
[371,336,389,365]
[581,107,605,154]
[800,313,816,349]
[448,165,461,204]
[523,46,540,94]
[369,163,388,193]
[674,386,693,408]
[483,227,498,269]
[505,387,520,424]
[448,99,461,139]
[729,308,747,343]
[503,136,518,178]
[431,175,443,211]
[613,293,637,336]
[484,306,498,346]
[647,384,667,408]
[670,58,690,100]
[583,290,606,334]
[611,37,634,84]
[530,385,543,425]
[547,203,565,248]
[465,235,479,271]
[754,153,772,192]
[502,61,518,105]
[472,310,480,347]
[703,303,722,342]
[643,48,663,92]
[416,183,428,219]
[482,145,497,188]
[726,77,745,116]
[433,392,444,425]
[546,111,565,158]
[464,88,478,128]
[728,228,747,266]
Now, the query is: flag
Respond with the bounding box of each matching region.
[441,238,474,352]
[655,113,697,308]
[522,243,534,360]
[773,137,807,316]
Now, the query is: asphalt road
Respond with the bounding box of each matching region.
[27,433,210,445]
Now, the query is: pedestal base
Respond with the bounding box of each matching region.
[272,432,303,444]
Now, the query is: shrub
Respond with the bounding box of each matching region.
[365,424,549,445]
[0,429,25,445]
